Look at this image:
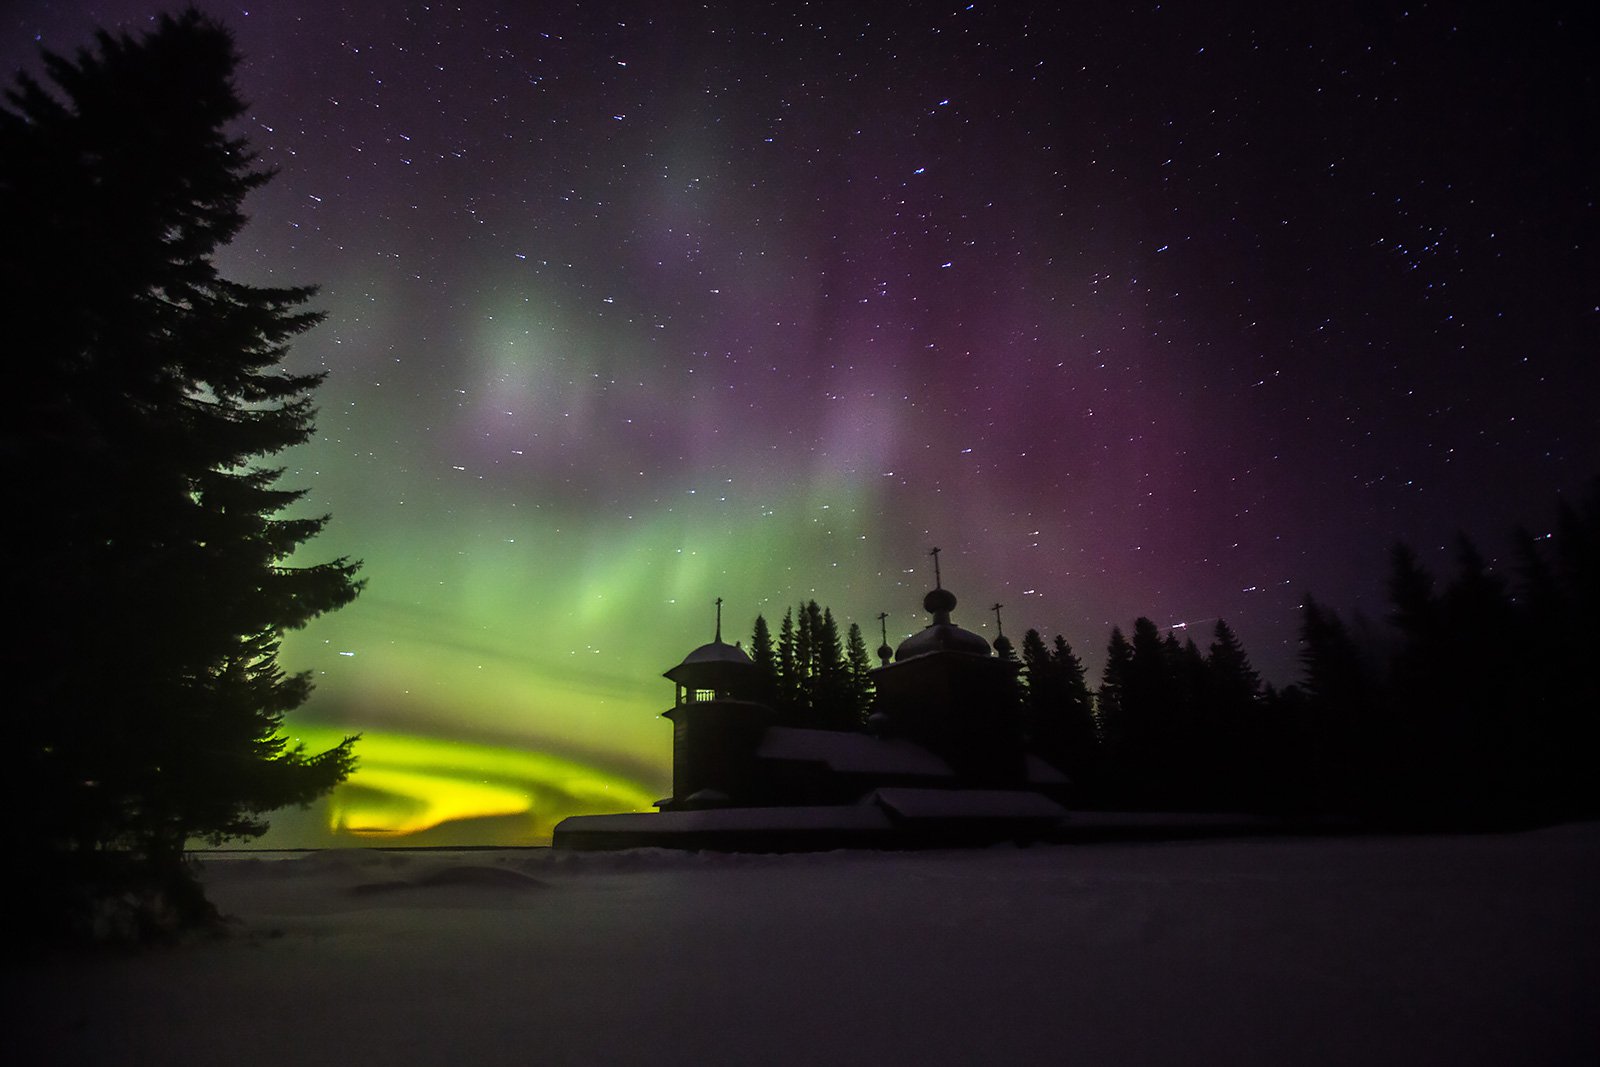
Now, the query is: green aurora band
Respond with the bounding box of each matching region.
[260,373,943,846]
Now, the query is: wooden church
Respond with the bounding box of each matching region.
[554,555,1073,851]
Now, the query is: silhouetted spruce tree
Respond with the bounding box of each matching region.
[795,601,817,718]
[806,601,830,668]
[1388,543,1440,642]
[2,11,361,939]
[1051,635,1100,796]
[1204,620,1263,807]
[1052,635,1097,727]
[1441,536,1519,816]
[1020,630,1059,750]
[1513,483,1600,817]
[1295,595,1384,816]
[1095,626,1133,802]
[1020,629,1054,744]
[1513,525,1565,633]
[1022,629,1099,797]
[1207,621,1261,706]
[1381,534,1532,824]
[844,622,874,726]
[1096,627,1131,722]
[812,606,853,729]
[1543,484,1600,815]
[1384,542,1458,818]
[1298,597,1368,711]
[750,614,777,706]
[1163,633,1210,806]
[776,608,799,722]
[1112,618,1181,806]
[1511,524,1566,809]
[819,606,843,671]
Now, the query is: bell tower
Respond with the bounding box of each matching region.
[659,599,772,809]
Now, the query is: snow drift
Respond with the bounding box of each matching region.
[12,826,1598,1065]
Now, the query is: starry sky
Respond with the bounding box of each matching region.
[6,2,1595,845]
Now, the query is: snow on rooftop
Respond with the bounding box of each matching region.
[757,726,955,777]
[872,787,1067,821]
[561,803,895,834]
[1023,753,1070,785]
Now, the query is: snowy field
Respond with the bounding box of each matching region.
[12,825,1598,1066]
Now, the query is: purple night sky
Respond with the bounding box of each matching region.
[5,2,1594,842]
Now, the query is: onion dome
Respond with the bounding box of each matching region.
[991,602,1016,661]
[894,584,992,660]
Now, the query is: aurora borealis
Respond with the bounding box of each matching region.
[6,3,1595,845]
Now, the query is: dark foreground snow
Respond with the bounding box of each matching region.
[11,826,1599,1066]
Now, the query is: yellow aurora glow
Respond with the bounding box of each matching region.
[288,729,658,841]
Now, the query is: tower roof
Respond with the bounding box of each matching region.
[664,636,757,687]
[664,597,757,685]
[673,638,755,669]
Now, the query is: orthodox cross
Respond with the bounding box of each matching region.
[877,611,889,647]
[929,546,942,589]
[714,596,723,642]
[991,602,1005,638]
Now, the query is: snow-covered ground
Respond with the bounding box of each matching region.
[13,826,1598,1066]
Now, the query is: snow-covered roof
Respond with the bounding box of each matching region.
[756,726,956,777]
[894,621,992,661]
[674,639,753,667]
[1024,754,1071,786]
[871,787,1068,822]
[663,639,758,687]
[558,805,895,835]
[682,788,731,808]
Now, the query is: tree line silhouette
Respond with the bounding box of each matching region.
[759,482,1599,829]
[1274,484,1600,827]
[747,602,877,729]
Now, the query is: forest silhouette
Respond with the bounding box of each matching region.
[751,482,1600,829]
